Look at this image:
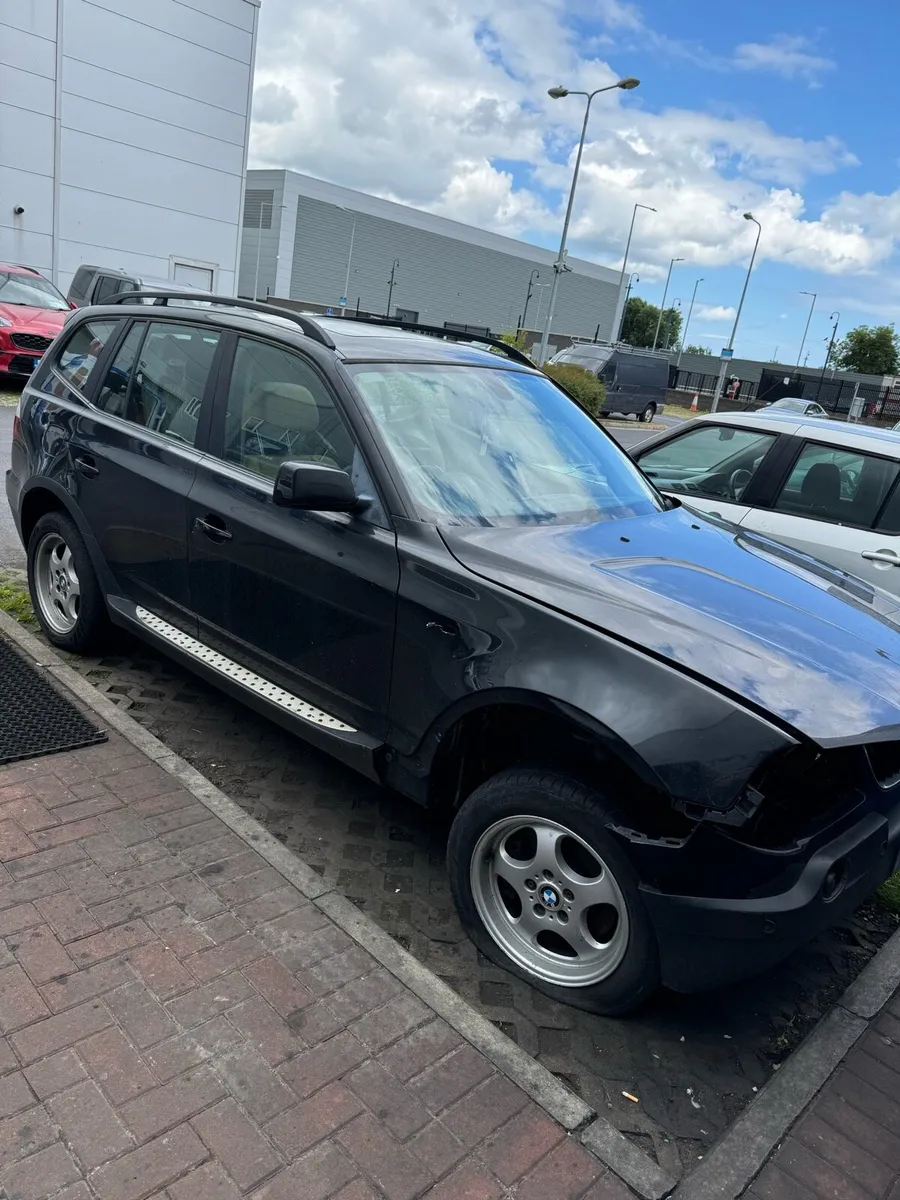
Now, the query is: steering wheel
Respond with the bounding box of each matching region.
[729,469,753,501]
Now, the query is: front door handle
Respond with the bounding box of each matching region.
[862,550,900,565]
[74,455,99,478]
[193,515,233,543]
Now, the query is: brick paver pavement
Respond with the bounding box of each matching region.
[745,1000,900,1199]
[0,732,635,1200]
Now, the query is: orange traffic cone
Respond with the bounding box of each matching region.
[690,392,699,412]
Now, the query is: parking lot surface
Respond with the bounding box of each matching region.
[25,631,893,1179]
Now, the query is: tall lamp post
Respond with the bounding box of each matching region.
[814,312,840,405]
[537,76,641,365]
[710,212,762,413]
[615,203,656,341]
[796,290,817,366]
[652,257,683,349]
[386,259,400,318]
[520,269,539,331]
[619,272,639,340]
[677,277,703,369]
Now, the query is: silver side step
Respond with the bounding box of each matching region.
[135,606,356,733]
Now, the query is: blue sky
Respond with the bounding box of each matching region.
[251,0,900,365]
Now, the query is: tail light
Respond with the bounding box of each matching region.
[12,414,21,442]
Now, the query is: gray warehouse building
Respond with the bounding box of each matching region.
[238,169,625,342]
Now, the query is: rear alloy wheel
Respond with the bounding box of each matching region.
[448,768,659,1014]
[640,403,657,423]
[27,511,110,653]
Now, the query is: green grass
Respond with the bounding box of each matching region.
[0,387,20,407]
[877,873,900,916]
[0,574,35,628]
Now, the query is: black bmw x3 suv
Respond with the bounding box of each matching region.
[8,292,900,1014]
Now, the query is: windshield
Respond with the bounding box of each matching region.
[771,398,805,412]
[0,272,68,311]
[349,363,663,526]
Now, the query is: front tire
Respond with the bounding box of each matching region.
[640,403,657,423]
[447,768,660,1015]
[27,511,111,653]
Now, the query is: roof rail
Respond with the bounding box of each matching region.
[108,291,336,349]
[335,314,535,368]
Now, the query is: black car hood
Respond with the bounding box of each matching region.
[440,506,900,747]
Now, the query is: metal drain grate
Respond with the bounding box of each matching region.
[0,637,106,765]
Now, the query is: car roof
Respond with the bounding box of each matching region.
[71,302,536,370]
[315,317,531,367]
[691,409,900,455]
[0,263,41,276]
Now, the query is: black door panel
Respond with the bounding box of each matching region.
[62,318,223,632]
[188,335,398,737]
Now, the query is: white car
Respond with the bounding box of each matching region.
[634,411,900,599]
[760,397,828,418]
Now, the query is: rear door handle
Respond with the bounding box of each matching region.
[193,515,233,543]
[862,550,900,565]
[74,455,99,478]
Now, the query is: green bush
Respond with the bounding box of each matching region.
[543,363,607,418]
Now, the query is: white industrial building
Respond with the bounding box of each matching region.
[239,169,626,342]
[1,0,259,294]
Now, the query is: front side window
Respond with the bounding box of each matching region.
[773,443,900,527]
[42,319,119,395]
[93,321,220,446]
[0,271,68,312]
[638,424,776,503]
[349,363,662,526]
[223,338,356,478]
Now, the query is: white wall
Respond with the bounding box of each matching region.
[0,0,258,294]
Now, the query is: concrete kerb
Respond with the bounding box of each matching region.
[674,926,900,1200]
[0,608,676,1197]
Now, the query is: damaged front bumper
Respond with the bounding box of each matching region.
[619,741,900,992]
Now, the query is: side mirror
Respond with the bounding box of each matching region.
[274,461,359,512]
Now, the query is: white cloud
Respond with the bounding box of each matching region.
[694,304,737,322]
[733,35,835,85]
[248,0,898,292]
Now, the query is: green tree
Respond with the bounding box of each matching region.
[682,343,713,356]
[832,325,900,376]
[620,296,682,350]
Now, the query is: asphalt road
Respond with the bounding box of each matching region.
[0,404,23,569]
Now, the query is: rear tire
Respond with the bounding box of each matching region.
[640,403,657,423]
[447,768,660,1015]
[27,511,111,653]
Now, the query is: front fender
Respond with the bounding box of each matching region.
[391,524,796,812]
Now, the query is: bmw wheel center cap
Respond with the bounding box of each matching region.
[541,884,561,909]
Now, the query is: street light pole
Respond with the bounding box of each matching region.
[253,193,270,301]
[814,312,840,405]
[652,257,683,349]
[677,277,703,369]
[620,272,639,340]
[521,269,539,331]
[537,76,640,365]
[710,212,762,414]
[339,215,358,318]
[796,290,817,365]
[386,259,399,317]
[615,202,656,341]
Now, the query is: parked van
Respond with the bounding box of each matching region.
[67,267,208,309]
[550,342,668,422]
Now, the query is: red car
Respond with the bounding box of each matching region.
[0,264,71,383]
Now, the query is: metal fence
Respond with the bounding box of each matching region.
[671,365,900,423]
